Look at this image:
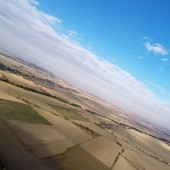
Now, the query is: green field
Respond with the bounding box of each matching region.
[49,104,85,121]
[0,99,51,124]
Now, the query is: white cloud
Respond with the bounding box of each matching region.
[29,0,39,6]
[68,30,77,37]
[0,0,170,128]
[145,80,170,107]
[161,58,168,62]
[145,80,166,95]
[142,36,150,40]
[41,13,61,24]
[68,30,81,41]
[144,42,168,55]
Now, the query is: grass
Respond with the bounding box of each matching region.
[49,104,85,121]
[0,99,51,124]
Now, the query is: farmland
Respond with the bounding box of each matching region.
[0,99,50,124]
[49,104,85,120]
[0,54,170,170]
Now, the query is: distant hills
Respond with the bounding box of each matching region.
[0,48,55,77]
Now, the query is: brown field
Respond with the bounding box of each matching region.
[80,136,122,168]
[33,107,92,144]
[122,147,170,170]
[44,146,110,170]
[126,129,170,163]
[112,156,137,170]
[7,121,75,158]
[72,120,117,142]
[0,118,50,170]
[72,120,109,136]
[0,89,24,103]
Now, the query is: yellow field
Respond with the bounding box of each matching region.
[112,156,136,170]
[122,148,170,170]
[81,136,122,168]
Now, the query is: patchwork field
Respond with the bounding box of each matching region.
[44,146,110,170]
[0,55,170,170]
[122,147,170,170]
[0,70,38,90]
[0,118,50,170]
[8,121,75,158]
[81,136,122,168]
[126,129,170,163]
[72,120,117,142]
[33,107,92,144]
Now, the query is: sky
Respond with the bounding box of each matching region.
[0,0,170,128]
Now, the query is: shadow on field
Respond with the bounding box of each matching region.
[0,117,109,170]
[0,118,54,170]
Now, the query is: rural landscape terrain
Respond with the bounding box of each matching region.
[0,51,170,170]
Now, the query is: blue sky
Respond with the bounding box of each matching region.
[38,0,170,101]
[0,0,170,128]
